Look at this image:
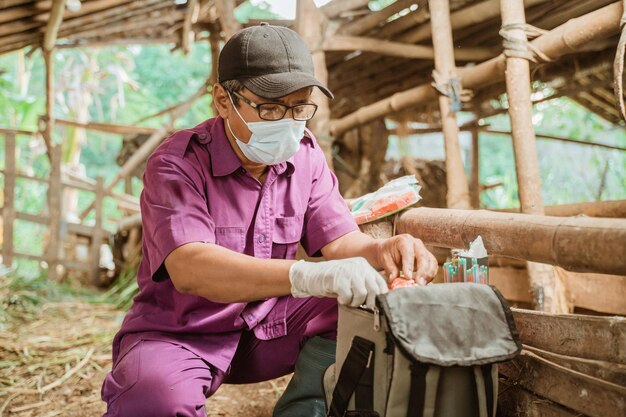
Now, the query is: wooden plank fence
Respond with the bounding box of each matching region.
[0,128,138,284]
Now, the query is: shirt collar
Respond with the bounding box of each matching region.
[207,116,300,178]
[207,117,243,177]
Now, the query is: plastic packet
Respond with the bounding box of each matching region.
[350,175,422,225]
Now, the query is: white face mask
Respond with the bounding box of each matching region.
[226,94,306,166]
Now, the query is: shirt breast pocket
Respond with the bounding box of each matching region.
[215,226,245,253]
[272,214,304,259]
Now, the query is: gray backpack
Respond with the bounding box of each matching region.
[323,283,521,417]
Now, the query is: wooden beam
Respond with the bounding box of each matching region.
[482,127,626,152]
[500,350,626,417]
[498,384,586,417]
[336,0,419,36]
[57,37,176,49]
[511,308,625,363]
[320,0,370,19]
[490,266,626,316]
[323,35,498,61]
[396,207,626,275]
[43,0,67,51]
[0,128,37,136]
[498,199,626,218]
[429,0,470,209]
[329,2,623,137]
[55,118,157,135]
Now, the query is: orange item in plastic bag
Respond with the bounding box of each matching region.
[389,277,418,290]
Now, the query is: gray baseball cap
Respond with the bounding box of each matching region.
[218,23,333,99]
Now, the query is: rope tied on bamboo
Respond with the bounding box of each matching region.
[431,70,473,113]
[613,0,626,122]
[499,23,552,64]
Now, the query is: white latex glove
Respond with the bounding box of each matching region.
[289,257,388,309]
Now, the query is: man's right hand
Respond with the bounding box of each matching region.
[288,257,388,309]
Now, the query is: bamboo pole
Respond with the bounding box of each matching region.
[43,0,67,51]
[322,35,498,61]
[79,80,210,220]
[396,207,626,276]
[55,118,157,135]
[2,132,16,268]
[181,0,198,54]
[470,128,480,208]
[482,128,626,152]
[33,0,135,23]
[428,0,470,209]
[320,0,370,19]
[500,0,569,314]
[336,0,418,36]
[42,50,54,158]
[208,26,220,116]
[214,0,241,39]
[329,2,623,137]
[296,0,334,168]
[46,145,63,281]
[89,177,104,286]
[499,199,626,218]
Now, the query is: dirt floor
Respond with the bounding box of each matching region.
[0,277,289,416]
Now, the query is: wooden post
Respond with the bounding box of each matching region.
[296,0,334,168]
[90,177,104,285]
[214,0,241,39]
[47,144,63,281]
[42,50,54,158]
[2,132,16,268]
[470,127,480,208]
[43,0,67,51]
[209,27,220,116]
[500,0,568,314]
[181,0,199,55]
[428,0,470,209]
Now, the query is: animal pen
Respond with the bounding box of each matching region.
[0,0,625,416]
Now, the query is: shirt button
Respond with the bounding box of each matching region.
[257,234,266,243]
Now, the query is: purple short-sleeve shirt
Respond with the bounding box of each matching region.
[111,116,358,372]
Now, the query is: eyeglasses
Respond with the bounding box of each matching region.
[228,89,318,121]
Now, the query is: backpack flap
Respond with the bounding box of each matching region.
[377,283,521,367]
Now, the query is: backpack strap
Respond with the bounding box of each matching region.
[327,336,376,417]
[473,365,497,417]
[406,364,441,417]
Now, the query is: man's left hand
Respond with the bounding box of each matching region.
[376,234,438,285]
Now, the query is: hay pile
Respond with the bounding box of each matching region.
[0,275,287,416]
